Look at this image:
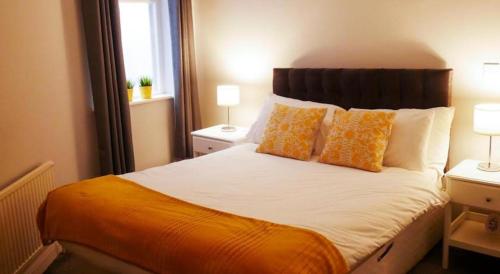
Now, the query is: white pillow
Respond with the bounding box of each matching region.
[352,108,435,171]
[426,107,455,172]
[352,107,454,172]
[246,94,310,143]
[247,94,343,155]
[386,109,435,171]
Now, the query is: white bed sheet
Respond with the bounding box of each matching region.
[121,143,449,268]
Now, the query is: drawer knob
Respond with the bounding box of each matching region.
[485,197,492,203]
[208,146,213,150]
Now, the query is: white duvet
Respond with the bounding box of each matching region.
[121,143,449,268]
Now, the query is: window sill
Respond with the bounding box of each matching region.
[129,94,173,106]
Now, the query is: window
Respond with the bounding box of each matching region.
[119,0,174,99]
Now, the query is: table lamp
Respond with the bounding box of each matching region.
[474,104,500,171]
[217,85,240,132]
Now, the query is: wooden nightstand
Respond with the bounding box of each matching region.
[442,159,500,269]
[191,125,249,157]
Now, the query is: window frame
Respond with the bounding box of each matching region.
[119,0,174,98]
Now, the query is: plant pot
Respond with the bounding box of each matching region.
[127,89,133,102]
[140,86,152,99]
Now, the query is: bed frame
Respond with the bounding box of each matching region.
[61,68,453,274]
[274,68,453,273]
[272,68,451,109]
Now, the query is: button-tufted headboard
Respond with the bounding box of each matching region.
[273,68,452,109]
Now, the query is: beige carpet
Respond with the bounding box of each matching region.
[45,242,499,274]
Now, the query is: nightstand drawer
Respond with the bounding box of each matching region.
[193,137,232,154]
[449,179,500,211]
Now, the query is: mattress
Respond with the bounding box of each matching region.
[121,143,449,268]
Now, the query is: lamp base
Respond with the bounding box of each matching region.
[477,162,500,172]
[221,125,236,132]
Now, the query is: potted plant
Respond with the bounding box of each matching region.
[138,76,152,99]
[126,80,134,102]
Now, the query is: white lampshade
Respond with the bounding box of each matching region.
[217,85,240,106]
[474,104,500,135]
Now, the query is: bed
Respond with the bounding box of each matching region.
[43,68,453,273]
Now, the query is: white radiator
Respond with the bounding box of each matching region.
[0,161,56,274]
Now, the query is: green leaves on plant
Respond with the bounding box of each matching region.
[139,76,152,87]
[126,79,135,89]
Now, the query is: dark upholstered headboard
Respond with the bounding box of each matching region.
[273,68,452,109]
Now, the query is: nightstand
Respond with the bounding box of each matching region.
[191,125,249,157]
[442,159,500,269]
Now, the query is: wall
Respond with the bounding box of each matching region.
[0,0,99,188]
[192,0,500,166]
[130,98,174,171]
[0,0,176,189]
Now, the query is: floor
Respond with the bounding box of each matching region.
[408,243,499,274]
[45,242,499,274]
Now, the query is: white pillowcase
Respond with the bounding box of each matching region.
[246,94,343,155]
[352,107,454,172]
[386,109,435,171]
[352,108,434,171]
[426,107,455,172]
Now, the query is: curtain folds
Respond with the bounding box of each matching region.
[169,0,202,160]
[81,0,135,174]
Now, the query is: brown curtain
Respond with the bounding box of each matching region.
[81,0,135,174]
[169,0,202,160]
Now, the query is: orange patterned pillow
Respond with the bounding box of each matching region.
[319,109,396,172]
[256,104,327,161]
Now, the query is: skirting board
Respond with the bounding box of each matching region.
[18,242,62,274]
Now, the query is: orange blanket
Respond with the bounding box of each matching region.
[38,175,348,274]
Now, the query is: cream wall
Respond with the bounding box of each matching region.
[130,98,174,171]
[0,0,99,188]
[0,0,175,189]
[192,0,500,167]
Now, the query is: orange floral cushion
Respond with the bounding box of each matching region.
[319,109,396,172]
[256,104,327,161]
